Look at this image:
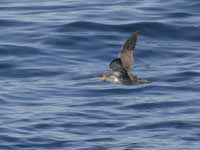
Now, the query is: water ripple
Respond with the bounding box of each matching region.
[56,21,200,41]
[119,121,200,131]
[0,0,200,150]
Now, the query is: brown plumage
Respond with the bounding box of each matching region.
[98,32,149,85]
[119,32,137,72]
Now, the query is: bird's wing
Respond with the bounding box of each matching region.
[119,32,138,71]
[109,58,125,72]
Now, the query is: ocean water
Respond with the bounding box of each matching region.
[0,0,200,150]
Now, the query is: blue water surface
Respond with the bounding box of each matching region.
[0,0,200,150]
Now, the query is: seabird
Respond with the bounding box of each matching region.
[97,32,149,85]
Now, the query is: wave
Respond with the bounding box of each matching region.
[0,44,46,56]
[119,120,200,131]
[57,21,200,41]
[120,100,189,110]
[0,68,64,78]
[0,19,35,27]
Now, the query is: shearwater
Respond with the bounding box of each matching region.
[97,32,150,85]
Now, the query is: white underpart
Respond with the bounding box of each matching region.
[98,71,121,83]
[113,71,121,76]
[110,76,120,83]
[108,72,121,83]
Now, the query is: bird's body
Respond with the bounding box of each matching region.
[97,71,149,85]
[97,32,149,85]
[97,71,121,83]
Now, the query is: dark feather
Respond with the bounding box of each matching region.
[121,32,137,51]
[119,32,138,71]
[109,58,124,72]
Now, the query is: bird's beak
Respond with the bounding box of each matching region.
[97,73,105,80]
[97,73,103,77]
